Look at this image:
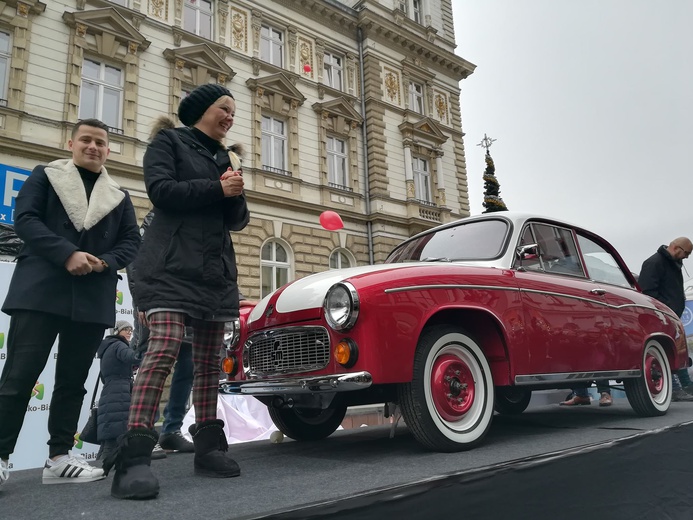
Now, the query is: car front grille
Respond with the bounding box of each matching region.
[243,326,331,376]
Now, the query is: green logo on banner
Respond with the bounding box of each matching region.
[73,433,83,450]
[0,332,4,349]
[116,291,124,305]
[32,382,45,400]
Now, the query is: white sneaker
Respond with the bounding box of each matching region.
[151,443,167,460]
[42,451,105,485]
[0,459,8,486]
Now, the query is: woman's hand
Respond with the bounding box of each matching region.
[220,172,244,197]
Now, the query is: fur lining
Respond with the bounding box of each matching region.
[44,159,125,231]
[150,116,176,141]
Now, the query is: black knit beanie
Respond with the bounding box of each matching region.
[178,84,234,127]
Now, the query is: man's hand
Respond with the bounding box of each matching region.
[64,251,94,275]
[87,253,106,273]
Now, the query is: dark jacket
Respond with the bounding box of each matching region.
[2,159,140,327]
[132,126,249,320]
[96,334,139,441]
[639,245,685,316]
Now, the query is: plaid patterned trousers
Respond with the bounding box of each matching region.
[128,311,224,429]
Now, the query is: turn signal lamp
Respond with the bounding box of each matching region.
[222,354,238,377]
[334,338,358,368]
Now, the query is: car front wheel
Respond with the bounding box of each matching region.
[399,325,495,452]
[624,339,671,416]
[268,402,347,441]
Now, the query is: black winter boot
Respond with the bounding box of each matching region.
[189,419,241,478]
[103,428,160,500]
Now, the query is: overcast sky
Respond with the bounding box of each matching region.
[452,0,692,281]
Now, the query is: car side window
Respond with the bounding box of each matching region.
[533,224,585,277]
[576,234,632,288]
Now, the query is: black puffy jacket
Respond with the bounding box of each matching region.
[96,335,139,441]
[132,126,249,321]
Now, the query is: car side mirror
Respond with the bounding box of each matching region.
[515,243,539,271]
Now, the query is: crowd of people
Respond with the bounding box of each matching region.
[0,81,690,500]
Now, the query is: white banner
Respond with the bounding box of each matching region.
[0,261,133,470]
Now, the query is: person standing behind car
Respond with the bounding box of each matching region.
[96,320,138,465]
[639,237,693,402]
[0,118,140,488]
[104,84,249,501]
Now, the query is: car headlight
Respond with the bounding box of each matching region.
[323,282,359,331]
[223,318,241,349]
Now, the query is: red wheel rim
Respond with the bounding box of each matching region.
[430,353,475,422]
[645,352,664,396]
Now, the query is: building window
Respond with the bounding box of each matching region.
[399,0,424,24]
[327,137,348,189]
[329,249,353,270]
[0,31,9,107]
[184,0,213,40]
[79,58,123,133]
[260,25,283,67]
[409,81,424,114]
[412,0,422,24]
[261,240,291,298]
[323,52,343,91]
[108,0,128,6]
[413,156,431,203]
[261,115,287,173]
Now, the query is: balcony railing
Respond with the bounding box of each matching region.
[328,182,353,192]
[263,165,292,177]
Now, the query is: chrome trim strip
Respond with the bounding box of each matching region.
[515,370,641,385]
[384,284,678,321]
[219,371,373,395]
[385,284,520,294]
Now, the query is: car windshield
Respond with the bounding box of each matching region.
[386,219,509,263]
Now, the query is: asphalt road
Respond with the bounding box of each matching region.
[2,396,693,520]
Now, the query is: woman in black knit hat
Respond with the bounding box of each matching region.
[105,83,249,500]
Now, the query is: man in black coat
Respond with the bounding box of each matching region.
[639,237,693,401]
[0,119,140,487]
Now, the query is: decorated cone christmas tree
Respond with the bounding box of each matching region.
[477,134,508,213]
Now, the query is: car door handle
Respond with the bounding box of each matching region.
[590,289,606,295]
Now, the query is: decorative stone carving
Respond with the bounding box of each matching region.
[128,41,138,55]
[175,58,184,70]
[149,0,168,20]
[76,23,87,37]
[434,93,448,123]
[17,2,30,17]
[218,73,227,84]
[384,70,400,104]
[231,10,247,52]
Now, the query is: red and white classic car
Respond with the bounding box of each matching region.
[221,213,688,452]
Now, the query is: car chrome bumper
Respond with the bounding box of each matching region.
[219,371,373,395]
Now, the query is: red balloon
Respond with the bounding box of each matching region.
[303,63,312,74]
[319,211,344,231]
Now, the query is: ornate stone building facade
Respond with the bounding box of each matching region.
[0,0,475,300]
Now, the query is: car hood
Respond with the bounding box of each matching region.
[248,262,490,323]
[248,263,420,325]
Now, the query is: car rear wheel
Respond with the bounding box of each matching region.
[494,387,532,415]
[624,339,671,416]
[268,402,347,441]
[399,325,495,452]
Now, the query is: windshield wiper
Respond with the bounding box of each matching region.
[420,257,451,262]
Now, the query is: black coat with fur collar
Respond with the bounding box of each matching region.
[2,159,140,327]
[132,126,249,320]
